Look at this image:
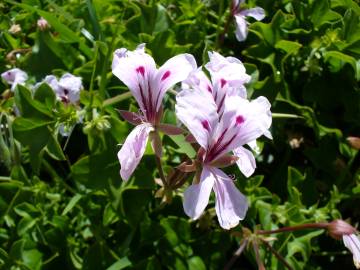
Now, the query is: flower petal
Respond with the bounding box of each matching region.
[183,167,215,220]
[241,7,265,21]
[343,234,360,269]
[117,123,152,181]
[206,52,250,85]
[212,167,248,229]
[182,68,213,94]
[225,95,271,149]
[112,44,157,114]
[233,146,256,177]
[176,88,219,149]
[155,53,197,111]
[41,75,60,92]
[234,14,248,42]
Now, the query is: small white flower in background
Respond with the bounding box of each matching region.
[37,73,83,104]
[9,24,21,34]
[232,0,265,42]
[1,68,28,91]
[37,17,50,31]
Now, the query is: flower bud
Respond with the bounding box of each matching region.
[328,219,357,240]
[347,137,360,150]
[37,17,49,31]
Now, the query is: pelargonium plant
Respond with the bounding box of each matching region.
[113,44,272,229]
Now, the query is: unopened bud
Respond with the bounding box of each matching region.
[328,219,357,240]
[208,155,239,168]
[347,137,360,150]
[37,17,49,31]
[177,161,196,172]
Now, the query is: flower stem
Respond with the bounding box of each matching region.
[253,241,265,270]
[223,240,248,270]
[261,239,294,270]
[155,156,167,187]
[256,223,329,235]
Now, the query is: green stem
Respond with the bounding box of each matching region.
[102,91,132,107]
[215,0,225,49]
[1,189,21,220]
[155,156,167,187]
[272,113,303,119]
[89,45,99,108]
[42,160,76,194]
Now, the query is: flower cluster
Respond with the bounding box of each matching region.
[113,44,272,229]
[35,73,83,105]
[1,68,83,136]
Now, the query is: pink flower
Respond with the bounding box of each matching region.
[176,89,271,229]
[183,51,251,115]
[37,17,49,31]
[1,68,28,91]
[232,0,265,42]
[112,44,196,181]
[343,234,360,269]
[37,73,83,104]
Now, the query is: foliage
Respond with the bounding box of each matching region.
[0,0,360,269]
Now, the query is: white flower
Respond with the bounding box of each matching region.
[232,0,265,42]
[37,73,83,104]
[1,68,28,91]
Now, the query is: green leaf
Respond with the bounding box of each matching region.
[168,134,196,158]
[275,40,302,54]
[323,51,360,80]
[62,194,82,216]
[33,82,56,109]
[14,85,53,120]
[311,0,342,28]
[46,134,66,160]
[17,216,37,236]
[188,256,206,270]
[106,257,132,270]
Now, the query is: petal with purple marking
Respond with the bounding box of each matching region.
[176,89,218,149]
[112,44,157,114]
[155,53,197,111]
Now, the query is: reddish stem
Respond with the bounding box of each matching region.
[256,223,329,235]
